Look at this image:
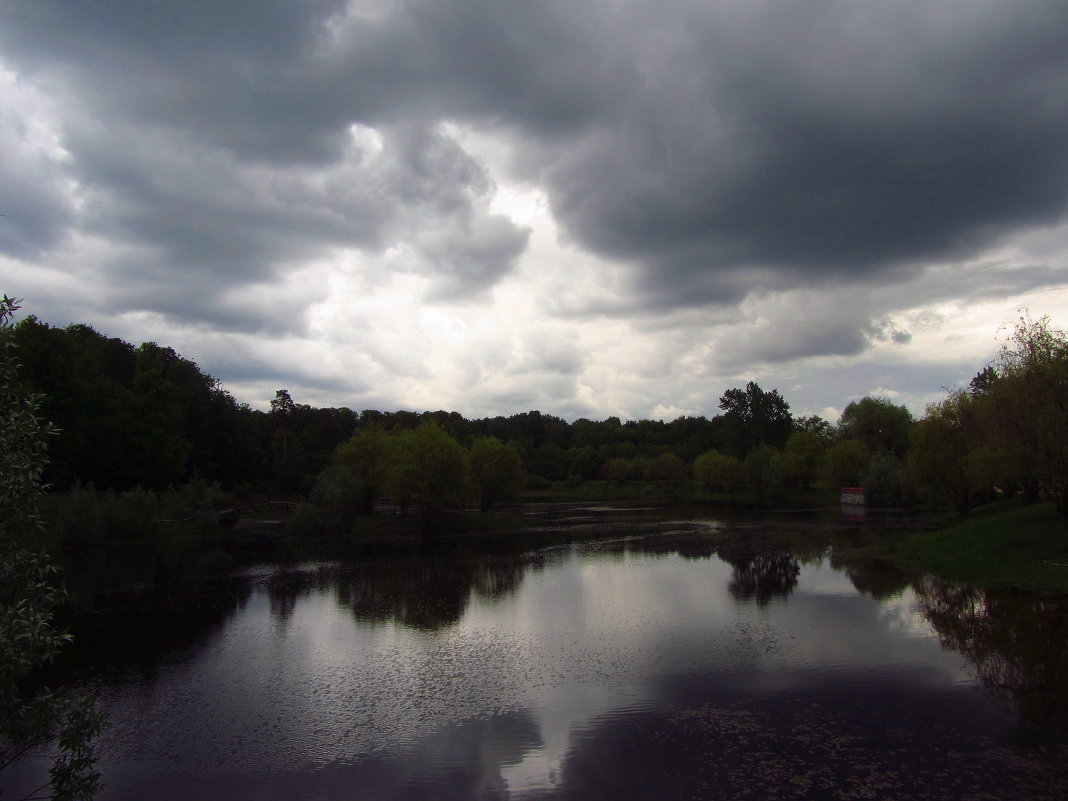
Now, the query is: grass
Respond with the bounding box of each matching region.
[883,498,1068,594]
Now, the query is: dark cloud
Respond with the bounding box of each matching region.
[3,0,1068,420]
[5,0,1068,317]
[334,0,1068,309]
[0,0,530,331]
[527,1,1068,307]
[0,103,74,259]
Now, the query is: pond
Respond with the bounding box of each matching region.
[7,517,1068,800]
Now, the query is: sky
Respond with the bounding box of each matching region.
[3,0,1068,424]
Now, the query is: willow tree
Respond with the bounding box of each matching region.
[469,437,524,510]
[908,390,983,517]
[692,449,741,495]
[991,315,1068,516]
[388,421,467,523]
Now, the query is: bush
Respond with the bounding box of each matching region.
[863,453,905,508]
[525,474,553,490]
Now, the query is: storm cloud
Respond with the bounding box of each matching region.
[2,0,1068,417]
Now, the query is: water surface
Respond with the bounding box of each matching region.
[9,525,1068,800]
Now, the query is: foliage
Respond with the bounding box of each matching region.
[525,474,553,490]
[992,314,1068,515]
[18,299,1068,525]
[601,457,633,486]
[744,444,785,505]
[905,315,1068,517]
[643,452,684,484]
[468,437,525,510]
[823,439,869,487]
[783,431,823,490]
[719,382,793,457]
[11,317,273,490]
[334,427,393,515]
[907,390,983,517]
[793,414,837,447]
[42,483,221,549]
[863,452,905,508]
[1,296,104,799]
[298,466,364,537]
[838,396,913,458]
[387,422,467,523]
[692,449,741,494]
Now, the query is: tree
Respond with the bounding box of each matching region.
[991,314,1068,516]
[313,464,365,537]
[123,343,193,488]
[269,389,305,492]
[1,296,104,799]
[387,422,467,524]
[334,427,393,515]
[644,452,684,484]
[838,396,913,458]
[468,437,525,511]
[719,382,793,457]
[823,439,870,488]
[692,449,741,495]
[601,457,633,486]
[783,431,823,491]
[907,390,983,517]
[12,317,270,491]
[744,444,785,505]
[793,414,837,447]
[863,452,905,508]
[969,365,999,396]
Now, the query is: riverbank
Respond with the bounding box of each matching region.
[879,499,1068,594]
[34,485,1068,602]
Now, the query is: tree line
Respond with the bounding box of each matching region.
[909,314,1068,519]
[10,309,1068,524]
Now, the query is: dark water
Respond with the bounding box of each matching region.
[7,523,1068,800]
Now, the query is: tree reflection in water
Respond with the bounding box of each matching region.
[264,555,530,631]
[913,576,1068,748]
[717,543,801,605]
[831,553,912,600]
[57,577,252,677]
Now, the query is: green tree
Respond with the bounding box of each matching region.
[122,343,193,487]
[863,452,905,508]
[692,449,741,495]
[1,296,104,799]
[300,464,364,537]
[992,315,1068,516]
[908,390,983,517]
[744,444,785,505]
[823,439,870,488]
[388,422,467,524]
[269,389,306,492]
[838,396,913,458]
[601,457,633,486]
[468,437,525,511]
[719,382,793,457]
[783,430,823,490]
[793,414,837,447]
[966,379,1035,502]
[335,426,393,515]
[644,452,684,484]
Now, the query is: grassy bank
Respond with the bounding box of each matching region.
[882,499,1068,594]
